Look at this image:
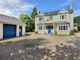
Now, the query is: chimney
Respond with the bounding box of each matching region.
[38,11,41,14]
[68,5,73,14]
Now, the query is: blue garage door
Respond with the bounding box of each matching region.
[3,24,16,39]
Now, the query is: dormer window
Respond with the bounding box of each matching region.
[39,16,44,21]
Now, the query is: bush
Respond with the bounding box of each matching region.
[35,31,38,34]
[73,29,78,32]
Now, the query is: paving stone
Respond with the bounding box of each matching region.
[48,57,52,60]
[18,50,25,53]
[38,46,45,49]
[10,53,14,56]
[43,55,48,59]
[41,59,44,60]
[51,53,55,56]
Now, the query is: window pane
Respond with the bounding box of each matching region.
[64,26,65,30]
[65,26,68,30]
[59,26,61,30]
[39,17,44,21]
[39,18,42,21]
[59,25,68,30]
[61,26,63,30]
[39,26,43,30]
[62,15,64,19]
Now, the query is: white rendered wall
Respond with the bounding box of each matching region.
[22,25,26,35]
[16,25,19,36]
[0,23,3,39]
[16,25,25,36]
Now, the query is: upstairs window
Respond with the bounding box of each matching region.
[39,17,44,21]
[60,14,66,19]
[62,15,64,19]
[50,16,53,20]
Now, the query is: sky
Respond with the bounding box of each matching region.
[0,0,80,17]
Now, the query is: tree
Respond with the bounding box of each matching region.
[19,13,32,32]
[19,7,38,32]
[31,7,38,20]
[74,16,80,31]
[30,7,38,31]
[74,16,80,26]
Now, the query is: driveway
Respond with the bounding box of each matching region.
[0,32,76,50]
[0,32,80,60]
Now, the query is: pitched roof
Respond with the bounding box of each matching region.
[44,10,60,16]
[44,7,73,16]
[0,14,25,25]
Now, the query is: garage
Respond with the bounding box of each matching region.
[0,14,25,39]
[3,24,16,39]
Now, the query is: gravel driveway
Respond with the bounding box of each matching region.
[0,32,80,60]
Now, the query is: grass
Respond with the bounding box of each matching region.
[53,33,75,36]
[54,34,69,36]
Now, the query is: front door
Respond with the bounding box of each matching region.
[19,26,22,36]
[48,27,52,34]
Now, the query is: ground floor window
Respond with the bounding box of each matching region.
[59,25,68,30]
[39,26,43,30]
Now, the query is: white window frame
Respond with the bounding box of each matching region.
[59,24,68,31]
[39,25,43,30]
[39,16,44,21]
[60,14,66,20]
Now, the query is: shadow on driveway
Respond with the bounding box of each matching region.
[0,38,55,60]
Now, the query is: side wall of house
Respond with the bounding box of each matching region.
[69,14,74,30]
[0,23,3,39]
[22,25,26,35]
[35,16,45,34]
[16,25,19,36]
[35,17,38,32]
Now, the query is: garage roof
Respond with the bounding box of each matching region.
[0,14,25,25]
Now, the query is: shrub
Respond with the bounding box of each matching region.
[35,31,38,34]
[73,29,78,32]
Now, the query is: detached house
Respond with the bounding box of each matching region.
[35,5,75,35]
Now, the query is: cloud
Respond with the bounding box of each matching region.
[20,3,34,12]
[60,0,74,6]
[0,0,19,4]
[0,8,14,16]
[74,9,80,16]
[60,3,69,6]
[0,0,34,17]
